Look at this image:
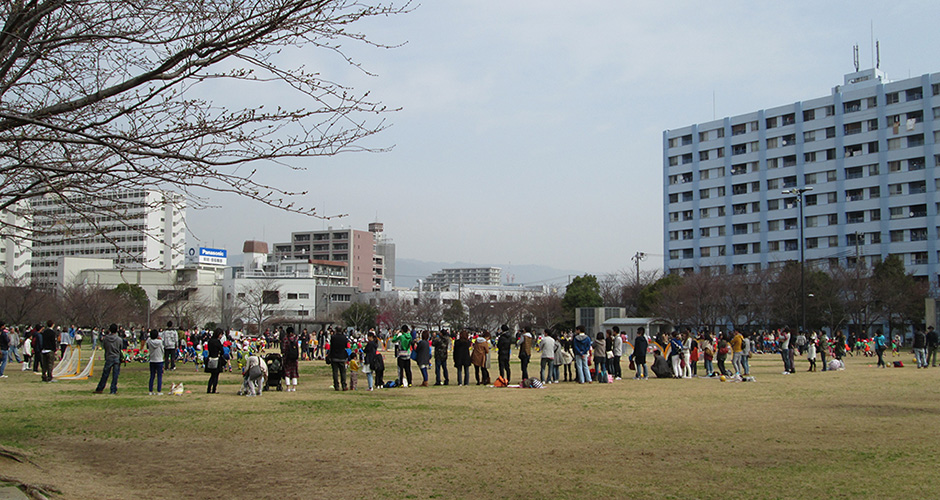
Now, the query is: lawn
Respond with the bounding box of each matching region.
[1,349,938,499]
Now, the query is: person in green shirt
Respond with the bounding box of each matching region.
[390,325,413,387]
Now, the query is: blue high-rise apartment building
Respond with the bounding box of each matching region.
[663,68,940,285]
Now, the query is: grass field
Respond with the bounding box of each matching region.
[1,349,939,499]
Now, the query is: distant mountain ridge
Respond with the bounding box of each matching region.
[394,258,585,290]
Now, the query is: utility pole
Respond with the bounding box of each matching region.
[631,252,647,287]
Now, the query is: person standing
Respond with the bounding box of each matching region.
[496,325,513,382]
[632,327,649,380]
[806,332,817,372]
[573,326,592,383]
[453,331,472,386]
[681,331,693,379]
[912,329,927,369]
[552,333,564,384]
[0,322,10,378]
[40,320,57,382]
[363,331,379,391]
[390,325,413,387]
[731,330,744,376]
[611,327,624,380]
[415,331,431,387]
[819,332,830,372]
[162,321,179,371]
[146,330,165,395]
[470,331,491,385]
[539,330,555,383]
[95,324,123,394]
[432,330,450,386]
[778,329,792,374]
[517,327,533,380]
[205,328,225,394]
[593,332,608,383]
[281,327,300,391]
[927,326,939,368]
[329,328,349,391]
[874,330,888,368]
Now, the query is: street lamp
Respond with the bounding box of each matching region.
[783,186,813,332]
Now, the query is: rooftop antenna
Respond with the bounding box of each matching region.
[853,44,859,72]
[876,40,880,69]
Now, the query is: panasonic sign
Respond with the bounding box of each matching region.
[188,247,227,266]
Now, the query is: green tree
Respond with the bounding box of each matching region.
[636,273,682,317]
[341,302,378,332]
[872,255,926,335]
[443,300,468,331]
[562,275,603,312]
[561,275,603,328]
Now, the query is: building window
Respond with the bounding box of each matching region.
[886,92,899,104]
[803,109,815,121]
[908,134,925,148]
[890,230,904,242]
[869,186,880,198]
[906,88,923,101]
[869,209,881,221]
[844,100,861,113]
[766,117,778,129]
[732,124,747,136]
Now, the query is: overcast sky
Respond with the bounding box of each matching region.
[186,0,940,280]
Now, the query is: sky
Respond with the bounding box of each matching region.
[186,0,940,281]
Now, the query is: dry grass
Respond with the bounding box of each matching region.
[1,350,939,499]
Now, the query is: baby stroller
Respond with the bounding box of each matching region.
[264,353,284,391]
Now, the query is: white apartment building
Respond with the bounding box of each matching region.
[664,68,940,285]
[0,207,32,282]
[30,189,186,286]
[423,267,502,290]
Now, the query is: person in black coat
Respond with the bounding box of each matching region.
[453,331,472,386]
[633,327,649,380]
[496,325,513,382]
[329,330,349,391]
[205,328,225,393]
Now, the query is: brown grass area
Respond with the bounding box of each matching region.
[1,351,939,499]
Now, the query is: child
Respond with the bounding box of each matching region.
[806,333,817,372]
[703,343,714,377]
[689,341,699,377]
[373,352,385,389]
[348,356,359,391]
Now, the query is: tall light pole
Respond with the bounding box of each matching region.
[783,187,813,332]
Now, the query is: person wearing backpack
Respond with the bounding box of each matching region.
[281,327,300,391]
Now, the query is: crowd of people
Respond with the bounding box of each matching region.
[2,320,938,395]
